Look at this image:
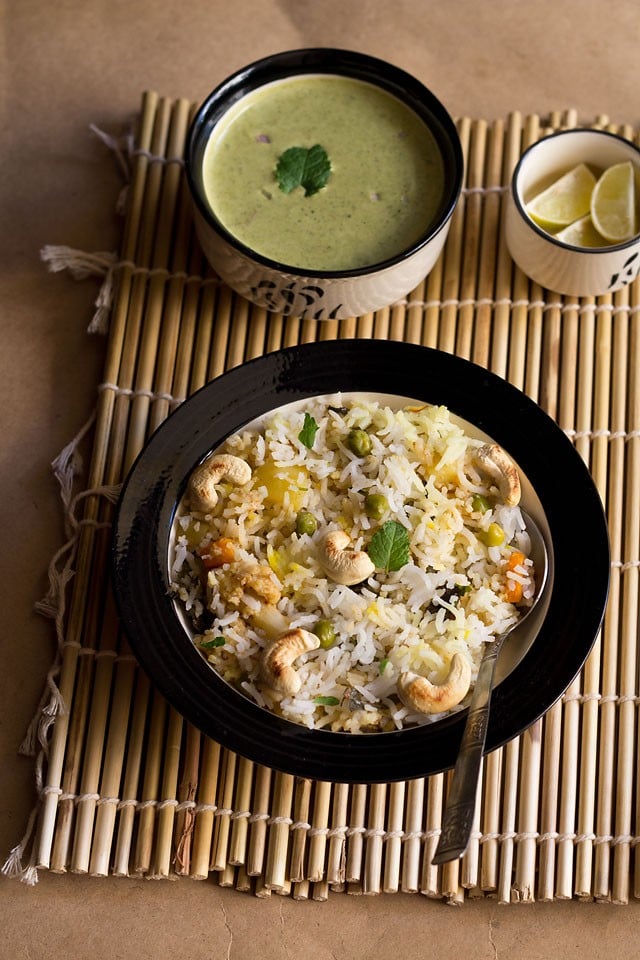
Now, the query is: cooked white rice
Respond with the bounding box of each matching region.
[170,394,534,732]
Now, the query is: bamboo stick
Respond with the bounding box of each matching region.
[264,772,294,892]
[388,300,407,342]
[404,283,425,344]
[594,287,629,900]
[480,747,501,894]
[490,135,520,372]
[307,781,332,882]
[420,774,444,898]
[401,776,424,894]
[460,766,482,890]
[246,765,272,877]
[189,280,218,392]
[69,588,121,874]
[112,669,151,876]
[497,738,520,904]
[372,305,390,341]
[555,301,582,900]
[211,750,237,872]
[421,241,445,349]
[133,691,168,874]
[574,297,605,900]
[151,707,184,877]
[48,653,96,872]
[312,880,330,902]
[88,652,137,876]
[326,783,349,885]
[438,117,471,354]
[513,720,543,902]
[383,781,405,893]
[207,284,234,380]
[345,784,367,884]
[507,113,541,392]
[190,737,222,880]
[612,276,640,905]
[228,757,254,867]
[173,722,201,876]
[226,295,250,370]
[471,117,504,368]
[288,778,312,882]
[440,777,461,901]
[363,783,386,894]
[455,118,486,361]
[537,702,562,901]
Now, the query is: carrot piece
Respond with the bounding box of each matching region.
[199,537,237,569]
[505,550,526,604]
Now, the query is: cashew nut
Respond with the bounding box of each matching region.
[262,628,320,695]
[397,653,472,715]
[188,454,251,512]
[318,530,376,586]
[475,443,521,506]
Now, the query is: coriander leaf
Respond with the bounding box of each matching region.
[379,658,389,675]
[275,144,332,197]
[314,695,340,706]
[199,635,225,649]
[298,412,319,449]
[367,520,410,572]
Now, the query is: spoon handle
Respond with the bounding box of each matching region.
[431,637,504,866]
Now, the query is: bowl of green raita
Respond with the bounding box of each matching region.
[185,48,463,320]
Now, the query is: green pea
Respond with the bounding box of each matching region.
[314,619,337,649]
[295,510,317,536]
[479,522,505,547]
[472,494,491,513]
[364,492,389,520]
[347,428,372,457]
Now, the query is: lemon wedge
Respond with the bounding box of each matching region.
[526,163,596,230]
[555,214,607,248]
[590,160,637,243]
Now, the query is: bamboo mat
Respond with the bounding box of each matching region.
[10,91,640,904]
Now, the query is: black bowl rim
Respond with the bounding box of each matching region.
[111,340,610,784]
[184,47,464,278]
[510,127,640,254]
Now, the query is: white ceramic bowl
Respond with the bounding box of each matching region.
[505,128,640,297]
[185,49,463,320]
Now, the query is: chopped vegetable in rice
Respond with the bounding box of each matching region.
[170,395,535,732]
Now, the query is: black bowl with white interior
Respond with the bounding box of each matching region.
[111,340,609,784]
[184,48,463,320]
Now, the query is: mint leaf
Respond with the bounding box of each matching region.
[298,412,319,449]
[275,144,331,197]
[199,635,225,649]
[367,521,410,572]
[314,696,340,706]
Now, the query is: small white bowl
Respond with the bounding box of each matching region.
[185,49,463,320]
[505,128,640,297]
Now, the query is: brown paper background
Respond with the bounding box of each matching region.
[2,1,639,956]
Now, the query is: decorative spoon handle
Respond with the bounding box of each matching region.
[430,636,505,865]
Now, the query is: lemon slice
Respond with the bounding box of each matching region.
[526,163,596,230]
[590,160,637,243]
[555,213,607,248]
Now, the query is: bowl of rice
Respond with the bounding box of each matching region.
[112,340,609,783]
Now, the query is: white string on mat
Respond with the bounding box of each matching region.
[97,380,185,409]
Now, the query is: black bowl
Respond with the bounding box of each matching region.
[111,340,609,783]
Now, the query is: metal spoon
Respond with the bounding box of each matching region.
[431,510,550,866]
